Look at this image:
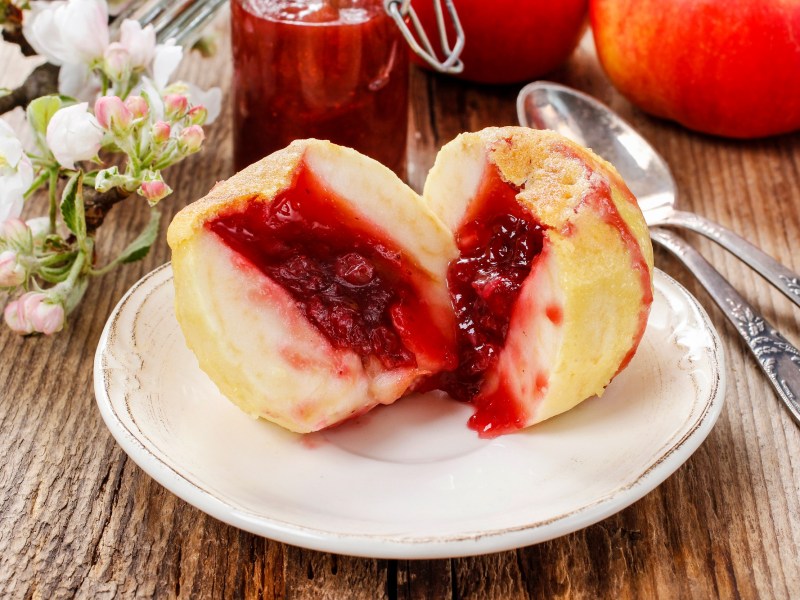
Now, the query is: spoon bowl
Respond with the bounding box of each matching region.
[517,80,800,310]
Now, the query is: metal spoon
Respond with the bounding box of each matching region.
[517,81,800,310]
[517,80,800,424]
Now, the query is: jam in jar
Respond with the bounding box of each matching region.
[231,0,409,177]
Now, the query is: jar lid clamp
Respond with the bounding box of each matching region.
[384,0,465,74]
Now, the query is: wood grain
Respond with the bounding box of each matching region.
[1,22,799,600]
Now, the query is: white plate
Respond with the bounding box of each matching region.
[94,264,724,559]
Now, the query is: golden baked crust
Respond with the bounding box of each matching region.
[167,140,306,249]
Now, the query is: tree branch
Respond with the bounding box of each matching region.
[2,25,36,56]
[0,62,59,114]
[85,187,131,233]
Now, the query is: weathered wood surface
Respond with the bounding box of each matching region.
[1,24,799,600]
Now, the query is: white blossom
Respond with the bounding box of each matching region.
[186,84,222,125]
[129,41,183,121]
[23,0,109,67]
[151,42,183,89]
[45,103,104,169]
[119,20,156,69]
[0,120,34,223]
[58,63,101,103]
[103,42,132,81]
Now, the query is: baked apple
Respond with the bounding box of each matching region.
[423,127,654,437]
[167,139,458,433]
[169,130,653,438]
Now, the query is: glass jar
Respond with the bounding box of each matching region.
[231,0,410,177]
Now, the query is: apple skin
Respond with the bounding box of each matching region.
[413,0,588,84]
[591,0,800,138]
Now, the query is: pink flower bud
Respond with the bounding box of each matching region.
[125,95,149,119]
[95,96,133,133]
[163,94,189,120]
[187,105,208,126]
[139,180,171,203]
[0,250,25,287]
[151,120,171,144]
[4,298,32,334]
[23,292,65,335]
[3,292,64,335]
[178,125,205,154]
[0,218,32,251]
[104,42,132,81]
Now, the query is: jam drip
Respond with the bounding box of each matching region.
[435,166,544,402]
[208,166,423,369]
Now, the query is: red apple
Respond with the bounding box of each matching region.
[591,0,800,138]
[414,0,588,84]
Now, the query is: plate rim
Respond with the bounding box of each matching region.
[93,263,725,558]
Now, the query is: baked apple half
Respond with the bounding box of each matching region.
[423,127,654,437]
[167,140,458,433]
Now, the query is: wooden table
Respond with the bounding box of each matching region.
[2,22,799,599]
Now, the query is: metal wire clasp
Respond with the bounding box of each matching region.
[385,0,465,74]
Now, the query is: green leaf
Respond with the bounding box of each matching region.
[118,209,161,264]
[26,96,64,135]
[60,172,86,241]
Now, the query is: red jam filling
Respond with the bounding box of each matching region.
[432,166,544,416]
[208,164,451,370]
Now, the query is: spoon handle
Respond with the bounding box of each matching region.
[661,209,800,310]
[650,227,800,425]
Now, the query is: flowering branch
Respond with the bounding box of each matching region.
[1,0,221,335]
[0,63,59,114]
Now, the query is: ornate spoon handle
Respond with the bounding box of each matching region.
[661,209,800,310]
[651,227,800,425]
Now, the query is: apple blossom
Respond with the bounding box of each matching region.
[138,180,171,203]
[151,120,171,144]
[186,84,222,125]
[0,120,33,223]
[4,291,66,335]
[124,95,149,119]
[119,20,156,70]
[95,96,133,133]
[58,63,100,103]
[0,119,24,169]
[103,42,132,82]
[0,218,33,253]
[0,250,26,288]
[3,298,33,334]
[23,0,109,67]
[178,125,204,154]
[130,42,183,120]
[187,105,208,126]
[163,94,189,120]
[151,42,183,90]
[45,103,103,169]
[25,293,66,335]
[2,0,219,336]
